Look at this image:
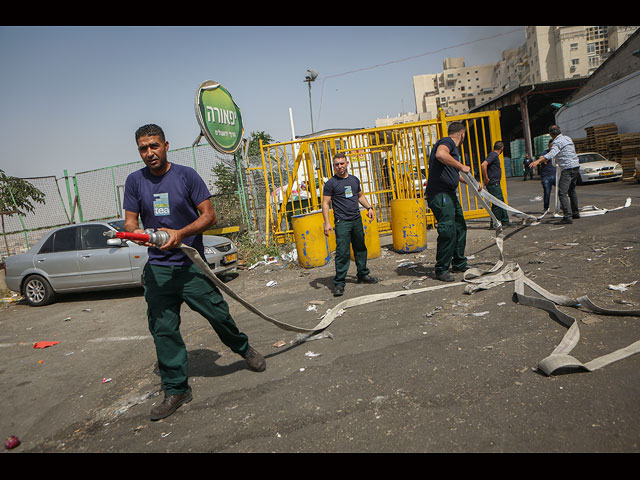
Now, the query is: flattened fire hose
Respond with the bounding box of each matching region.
[459,171,639,375]
[108,181,639,376]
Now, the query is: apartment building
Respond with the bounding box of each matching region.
[411,57,497,120]
[523,26,638,83]
[388,26,640,127]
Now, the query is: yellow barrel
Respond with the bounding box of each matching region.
[292,210,331,268]
[350,208,381,259]
[390,198,427,252]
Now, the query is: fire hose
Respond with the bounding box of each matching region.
[107,181,640,376]
[105,229,332,334]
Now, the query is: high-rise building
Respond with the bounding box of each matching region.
[398,26,639,125]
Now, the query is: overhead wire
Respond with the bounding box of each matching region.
[313,28,523,130]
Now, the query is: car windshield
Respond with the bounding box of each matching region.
[579,153,606,164]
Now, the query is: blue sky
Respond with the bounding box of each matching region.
[0,26,525,179]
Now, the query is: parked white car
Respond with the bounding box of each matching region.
[577,152,623,185]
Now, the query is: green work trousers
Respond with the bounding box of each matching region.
[427,192,468,275]
[333,217,370,287]
[143,263,249,396]
[486,183,510,226]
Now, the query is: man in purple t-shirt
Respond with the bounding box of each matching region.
[123,124,265,421]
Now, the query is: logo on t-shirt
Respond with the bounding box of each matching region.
[344,186,353,198]
[153,193,170,216]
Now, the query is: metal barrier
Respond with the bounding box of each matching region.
[257,109,506,244]
[1,143,241,258]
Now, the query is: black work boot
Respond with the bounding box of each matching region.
[357,275,378,284]
[435,271,455,282]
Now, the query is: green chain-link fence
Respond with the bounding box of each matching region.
[1,142,266,260]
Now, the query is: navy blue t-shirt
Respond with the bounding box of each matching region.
[539,149,557,178]
[484,151,502,185]
[425,137,461,197]
[123,163,212,265]
[323,174,362,221]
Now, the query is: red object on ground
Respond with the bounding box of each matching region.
[5,435,20,449]
[33,341,60,349]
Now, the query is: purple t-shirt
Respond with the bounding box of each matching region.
[123,163,212,266]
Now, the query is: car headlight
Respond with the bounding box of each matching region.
[584,168,596,173]
[204,246,216,255]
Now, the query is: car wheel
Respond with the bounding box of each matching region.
[23,274,56,306]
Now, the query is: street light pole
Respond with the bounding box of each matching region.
[304,69,318,134]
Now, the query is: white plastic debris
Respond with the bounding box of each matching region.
[607,281,638,292]
[266,280,278,287]
[472,311,490,317]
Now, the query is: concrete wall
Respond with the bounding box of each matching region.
[556,70,640,138]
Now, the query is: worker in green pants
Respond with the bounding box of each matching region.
[124,124,265,422]
[425,121,480,282]
[481,141,511,228]
[322,152,378,297]
[427,192,468,279]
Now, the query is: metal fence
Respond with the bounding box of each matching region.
[1,143,243,259]
[1,109,506,259]
[254,109,505,244]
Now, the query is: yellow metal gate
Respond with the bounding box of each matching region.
[251,109,505,244]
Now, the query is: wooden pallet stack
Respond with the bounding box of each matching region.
[618,132,640,177]
[585,123,619,156]
[573,137,589,153]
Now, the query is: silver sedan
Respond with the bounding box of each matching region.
[3,220,238,306]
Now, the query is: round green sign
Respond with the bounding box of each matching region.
[195,81,244,154]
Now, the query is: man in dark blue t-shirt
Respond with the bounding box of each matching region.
[481,141,510,228]
[123,124,265,421]
[425,121,475,282]
[322,152,378,297]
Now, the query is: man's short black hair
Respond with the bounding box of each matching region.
[135,124,165,143]
[447,121,466,135]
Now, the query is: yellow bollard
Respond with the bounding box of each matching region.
[390,198,427,252]
[350,208,381,260]
[292,210,331,268]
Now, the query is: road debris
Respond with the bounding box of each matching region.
[33,341,60,349]
[607,281,638,292]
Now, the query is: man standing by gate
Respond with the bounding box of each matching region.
[425,121,474,282]
[322,152,378,297]
[481,141,511,228]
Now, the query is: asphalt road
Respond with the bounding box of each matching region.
[2,176,639,453]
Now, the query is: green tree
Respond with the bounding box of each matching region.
[0,169,46,255]
[247,131,274,158]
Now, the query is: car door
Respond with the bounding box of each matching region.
[32,226,81,290]
[77,224,134,287]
